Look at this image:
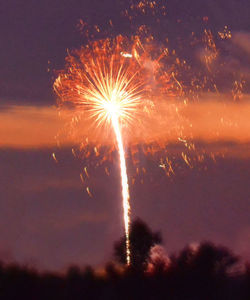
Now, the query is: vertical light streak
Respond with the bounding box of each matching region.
[111,115,131,265]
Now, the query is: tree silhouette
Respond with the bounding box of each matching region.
[0,241,247,299]
[114,218,162,270]
[169,242,239,299]
[171,242,238,277]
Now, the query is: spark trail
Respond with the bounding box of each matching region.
[111,115,131,265]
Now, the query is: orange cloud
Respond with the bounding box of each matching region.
[1,95,250,149]
[0,105,64,148]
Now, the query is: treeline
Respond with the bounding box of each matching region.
[1,219,250,299]
[1,242,250,299]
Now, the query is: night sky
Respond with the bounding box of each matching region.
[1,0,250,271]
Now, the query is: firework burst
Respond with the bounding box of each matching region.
[54,36,157,265]
[53,20,246,264]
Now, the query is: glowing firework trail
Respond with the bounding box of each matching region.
[111,115,131,265]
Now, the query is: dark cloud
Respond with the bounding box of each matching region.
[1,0,250,105]
[0,148,125,270]
[131,154,250,261]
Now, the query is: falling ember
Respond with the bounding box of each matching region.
[52,152,58,163]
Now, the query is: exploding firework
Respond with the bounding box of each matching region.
[54,36,161,264]
[53,32,183,264]
[53,16,245,264]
